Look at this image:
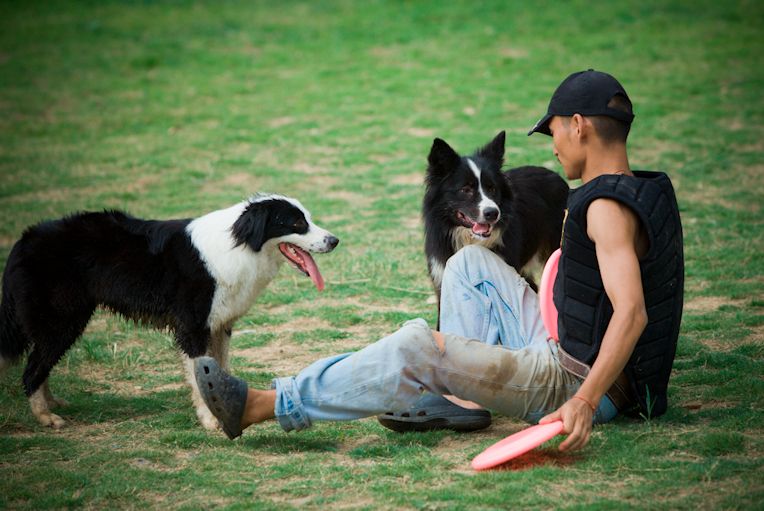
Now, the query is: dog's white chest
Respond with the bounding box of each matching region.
[210,254,280,323]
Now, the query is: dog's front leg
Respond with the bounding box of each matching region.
[183,353,220,431]
[183,323,235,431]
[176,323,220,431]
[208,323,233,370]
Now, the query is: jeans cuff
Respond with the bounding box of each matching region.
[272,376,312,432]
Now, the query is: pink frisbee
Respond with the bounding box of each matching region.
[471,420,565,471]
[539,248,561,341]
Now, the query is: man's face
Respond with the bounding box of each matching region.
[549,116,584,180]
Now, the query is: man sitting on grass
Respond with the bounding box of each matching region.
[194,70,684,452]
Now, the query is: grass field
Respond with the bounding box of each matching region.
[1,1,763,509]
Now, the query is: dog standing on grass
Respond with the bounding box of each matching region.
[0,193,338,430]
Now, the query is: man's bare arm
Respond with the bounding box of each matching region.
[576,199,647,406]
[540,198,647,451]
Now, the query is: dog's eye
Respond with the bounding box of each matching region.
[460,186,474,196]
[485,185,496,194]
[294,219,308,230]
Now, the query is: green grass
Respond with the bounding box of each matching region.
[1,0,763,509]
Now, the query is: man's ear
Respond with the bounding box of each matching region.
[232,201,269,252]
[570,113,589,141]
[428,138,461,173]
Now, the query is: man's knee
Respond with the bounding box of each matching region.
[446,245,490,274]
[386,321,441,360]
[444,245,503,284]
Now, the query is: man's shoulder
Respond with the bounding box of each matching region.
[586,198,640,239]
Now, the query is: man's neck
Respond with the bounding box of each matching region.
[580,143,631,184]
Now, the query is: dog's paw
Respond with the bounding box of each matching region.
[197,408,221,431]
[36,412,66,429]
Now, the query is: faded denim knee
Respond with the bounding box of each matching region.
[445,245,491,275]
[445,245,522,285]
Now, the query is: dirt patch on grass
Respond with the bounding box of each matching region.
[73,362,183,397]
[682,184,755,212]
[698,337,732,352]
[1,174,161,210]
[390,173,424,186]
[368,46,398,58]
[634,138,685,167]
[680,399,737,412]
[150,382,185,393]
[267,116,296,128]
[684,296,747,313]
[202,172,261,195]
[325,189,367,207]
[406,127,435,138]
[498,47,529,59]
[0,234,17,247]
[745,324,764,343]
[237,337,326,375]
[401,215,423,230]
[292,161,330,174]
[431,416,532,472]
[250,147,283,169]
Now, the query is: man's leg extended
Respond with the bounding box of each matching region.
[195,319,579,436]
[270,319,577,432]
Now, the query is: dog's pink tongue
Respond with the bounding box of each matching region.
[295,246,325,291]
[472,223,491,235]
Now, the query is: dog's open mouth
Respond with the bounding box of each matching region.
[279,242,325,291]
[457,211,493,238]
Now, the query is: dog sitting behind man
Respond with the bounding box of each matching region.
[423,131,568,306]
[0,193,338,430]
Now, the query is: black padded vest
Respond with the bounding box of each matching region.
[554,171,684,418]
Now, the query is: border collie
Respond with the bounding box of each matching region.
[0,194,338,430]
[423,131,568,303]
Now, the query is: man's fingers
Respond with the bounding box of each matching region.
[558,435,574,451]
[559,423,580,451]
[559,414,589,452]
[539,410,561,425]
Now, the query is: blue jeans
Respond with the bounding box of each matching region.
[272,245,618,432]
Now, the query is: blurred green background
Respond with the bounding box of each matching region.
[1,1,762,509]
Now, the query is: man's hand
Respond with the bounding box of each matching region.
[539,397,594,452]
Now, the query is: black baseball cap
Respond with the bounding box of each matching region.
[528,69,634,136]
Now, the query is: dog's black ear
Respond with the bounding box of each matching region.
[232,201,269,252]
[428,138,461,172]
[475,131,506,165]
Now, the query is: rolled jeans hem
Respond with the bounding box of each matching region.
[272,376,312,432]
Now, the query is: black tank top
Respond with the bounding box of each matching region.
[554,171,684,418]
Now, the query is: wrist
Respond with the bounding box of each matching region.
[572,394,597,412]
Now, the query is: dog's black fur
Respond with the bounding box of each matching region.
[1,211,211,396]
[0,195,338,428]
[423,131,568,300]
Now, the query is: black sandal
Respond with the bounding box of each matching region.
[194,357,248,439]
[377,393,491,433]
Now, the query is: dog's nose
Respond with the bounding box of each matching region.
[326,236,339,250]
[483,208,499,223]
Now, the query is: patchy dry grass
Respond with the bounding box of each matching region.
[1,0,763,509]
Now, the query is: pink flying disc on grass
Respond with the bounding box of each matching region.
[471,420,565,471]
[539,248,561,341]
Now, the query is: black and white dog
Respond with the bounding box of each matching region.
[0,194,338,430]
[423,131,568,302]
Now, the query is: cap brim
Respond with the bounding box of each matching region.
[527,113,553,136]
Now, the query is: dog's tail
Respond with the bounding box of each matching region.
[0,278,28,372]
